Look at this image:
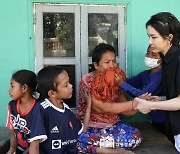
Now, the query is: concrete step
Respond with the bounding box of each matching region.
[132,122,178,154]
[0,126,10,146]
[0,123,178,153]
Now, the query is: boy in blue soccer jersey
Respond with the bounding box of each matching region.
[29,66,91,154]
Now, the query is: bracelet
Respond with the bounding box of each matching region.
[131,100,133,109]
[132,99,135,109]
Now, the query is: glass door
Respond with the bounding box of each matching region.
[81,5,126,75]
[34,4,126,110]
[34,4,80,110]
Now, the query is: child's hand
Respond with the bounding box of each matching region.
[114,73,124,86]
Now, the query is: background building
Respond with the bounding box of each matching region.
[0,0,180,126]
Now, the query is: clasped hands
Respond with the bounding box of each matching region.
[133,93,159,114]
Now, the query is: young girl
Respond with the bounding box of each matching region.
[136,12,180,152]
[0,70,37,154]
[29,66,91,154]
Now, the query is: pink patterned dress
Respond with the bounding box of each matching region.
[77,73,142,153]
[77,73,119,128]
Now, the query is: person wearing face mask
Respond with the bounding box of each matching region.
[144,54,161,68]
[115,45,166,134]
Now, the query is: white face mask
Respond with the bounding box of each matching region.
[144,57,160,68]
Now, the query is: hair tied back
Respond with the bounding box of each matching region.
[168,14,175,20]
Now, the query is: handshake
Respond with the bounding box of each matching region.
[132,93,166,114]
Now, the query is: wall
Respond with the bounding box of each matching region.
[0,0,34,126]
[127,0,180,77]
[0,0,180,126]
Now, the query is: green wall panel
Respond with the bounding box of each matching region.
[0,0,34,126]
[127,0,180,77]
[0,0,180,126]
[31,0,129,5]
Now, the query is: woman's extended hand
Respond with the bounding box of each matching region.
[135,98,151,114]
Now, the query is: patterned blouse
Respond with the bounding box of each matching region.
[76,69,126,128]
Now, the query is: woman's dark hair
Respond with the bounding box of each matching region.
[146,12,180,47]
[12,70,36,95]
[92,43,116,64]
[37,66,65,100]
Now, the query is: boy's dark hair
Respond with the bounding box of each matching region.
[146,12,180,47]
[37,66,65,100]
[12,70,36,95]
[92,43,116,64]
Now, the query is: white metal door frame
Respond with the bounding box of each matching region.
[34,4,126,108]
[81,5,126,76]
[34,4,81,109]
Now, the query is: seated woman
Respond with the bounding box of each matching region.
[77,43,142,153]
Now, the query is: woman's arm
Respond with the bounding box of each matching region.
[118,91,138,116]
[82,91,91,132]
[29,140,40,154]
[115,72,142,88]
[136,95,180,114]
[91,94,134,114]
[121,79,161,97]
[115,70,162,97]
[6,130,17,154]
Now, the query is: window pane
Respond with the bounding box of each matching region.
[88,13,118,56]
[88,64,95,72]
[43,13,75,57]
